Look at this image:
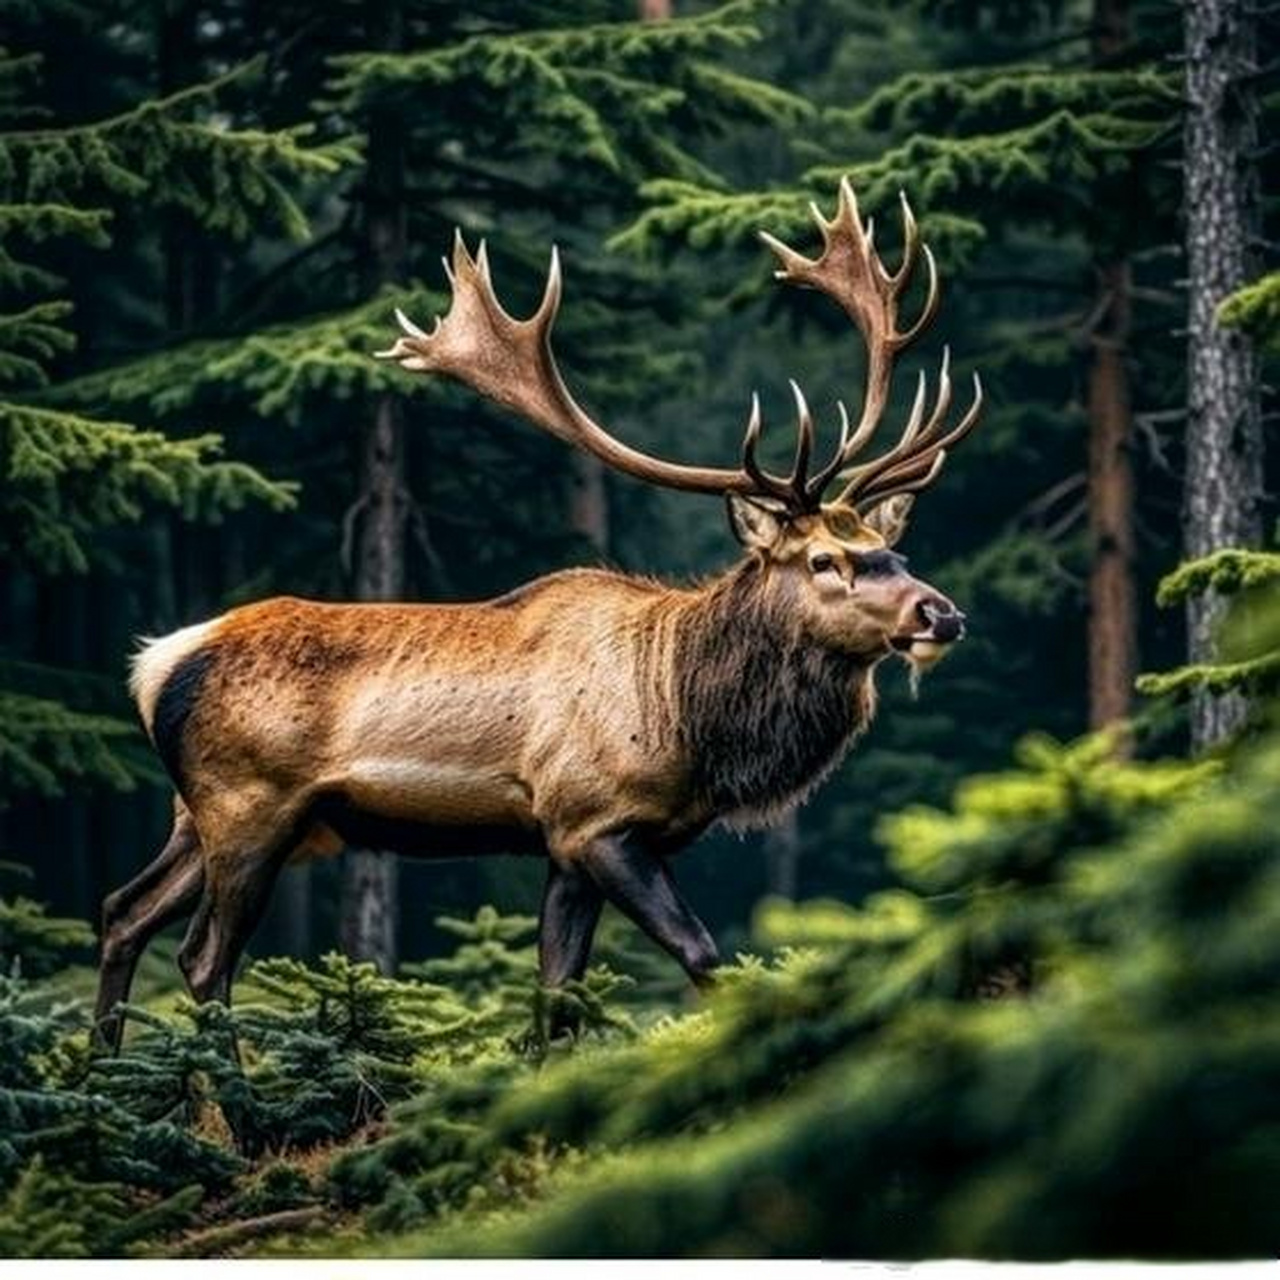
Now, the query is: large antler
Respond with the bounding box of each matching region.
[377,179,981,516]
[758,176,982,511]
[376,232,834,504]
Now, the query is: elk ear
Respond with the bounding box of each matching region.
[861,494,914,548]
[726,494,787,550]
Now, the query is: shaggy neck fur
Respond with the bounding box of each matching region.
[672,560,875,824]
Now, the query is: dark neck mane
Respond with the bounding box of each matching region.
[672,561,874,823]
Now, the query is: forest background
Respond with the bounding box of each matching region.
[1,0,1279,1260]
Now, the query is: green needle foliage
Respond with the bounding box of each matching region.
[0,691,138,797]
[0,37,344,807]
[0,1,1277,1261]
[0,892,93,976]
[0,891,643,1256]
[1220,271,1280,353]
[345,712,1280,1259]
[1138,550,1280,706]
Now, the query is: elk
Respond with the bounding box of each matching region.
[94,179,981,1049]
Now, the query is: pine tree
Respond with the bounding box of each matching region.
[0,28,350,827]
[1183,0,1269,747]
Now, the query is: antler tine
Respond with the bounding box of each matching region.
[393,307,428,340]
[877,449,948,499]
[535,244,563,327]
[741,393,772,493]
[757,177,959,502]
[377,183,980,519]
[787,380,815,502]
[738,385,817,509]
[736,380,869,512]
[377,231,768,498]
[829,345,980,510]
[897,245,940,347]
[833,367,929,499]
[805,398,854,501]
[853,371,983,506]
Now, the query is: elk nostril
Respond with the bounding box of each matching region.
[916,598,943,627]
[916,597,964,641]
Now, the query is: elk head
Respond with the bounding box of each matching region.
[377,178,981,669]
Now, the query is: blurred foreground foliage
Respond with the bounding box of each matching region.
[2,566,1277,1259]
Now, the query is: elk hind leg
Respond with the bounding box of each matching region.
[170,825,288,1156]
[177,828,294,1008]
[94,806,204,1052]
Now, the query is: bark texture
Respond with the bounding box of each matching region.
[1086,0,1138,739]
[339,3,408,971]
[1087,263,1137,733]
[1183,0,1265,747]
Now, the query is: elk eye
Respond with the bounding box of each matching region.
[809,553,838,575]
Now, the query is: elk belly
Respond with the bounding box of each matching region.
[340,758,532,827]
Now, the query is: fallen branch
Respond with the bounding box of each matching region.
[172,1206,327,1258]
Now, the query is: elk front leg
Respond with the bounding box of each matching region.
[539,860,605,986]
[578,830,720,988]
[538,860,605,1038]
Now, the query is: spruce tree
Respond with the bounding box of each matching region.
[0,21,349,829]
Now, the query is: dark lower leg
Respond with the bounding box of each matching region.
[100,806,192,924]
[538,860,605,1037]
[580,830,719,987]
[178,849,285,1007]
[176,859,282,1155]
[94,823,203,1053]
[539,861,605,986]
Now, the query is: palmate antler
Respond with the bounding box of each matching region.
[376,178,981,517]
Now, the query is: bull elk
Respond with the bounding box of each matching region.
[94,179,981,1048]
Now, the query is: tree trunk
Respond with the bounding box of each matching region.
[340,394,407,970]
[1183,0,1265,747]
[1086,260,1136,736]
[561,0,678,555]
[569,453,609,552]
[1085,0,1137,744]
[339,3,408,972]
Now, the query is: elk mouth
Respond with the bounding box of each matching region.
[890,619,965,664]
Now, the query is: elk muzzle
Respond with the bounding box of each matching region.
[891,589,966,665]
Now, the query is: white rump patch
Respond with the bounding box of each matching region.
[128,620,216,737]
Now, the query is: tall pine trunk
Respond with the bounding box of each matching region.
[560,0,680,555]
[339,3,408,971]
[1087,265,1136,733]
[1086,0,1137,738]
[569,453,609,552]
[1183,0,1265,747]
